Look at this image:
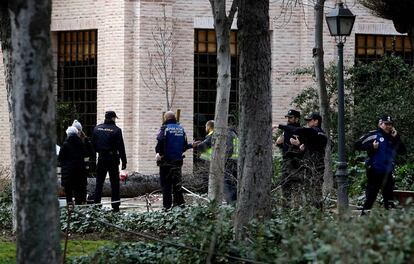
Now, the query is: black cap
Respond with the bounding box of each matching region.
[285,109,300,118]
[105,111,119,119]
[379,115,393,124]
[304,112,322,123]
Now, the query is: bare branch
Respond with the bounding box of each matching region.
[227,0,239,29]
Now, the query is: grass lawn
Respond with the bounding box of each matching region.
[0,239,113,264]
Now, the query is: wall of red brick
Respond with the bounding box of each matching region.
[0,0,401,174]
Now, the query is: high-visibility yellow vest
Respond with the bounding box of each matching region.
[200,131,214,161]
[230,136,239,160]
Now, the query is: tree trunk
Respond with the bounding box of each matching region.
[0,1,17,232]
[208,0,233,201]
[9,0,61,263]
[234,0,272,239]
[408,27,414,66]
[313,0,333,195]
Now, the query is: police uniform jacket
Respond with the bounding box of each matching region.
[277,122,302,158]
[355,129,406,174]
[156,119,191,163]
[92,120,127,165]
[300,126,327,156]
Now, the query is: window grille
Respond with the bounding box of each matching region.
[57,30,97,143]
[194,29,239,140]
[355,34,412,65]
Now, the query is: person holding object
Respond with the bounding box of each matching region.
[355,115,406,213]
[92,111,127,212]
[290,112,327,209]
[273,109,303,207]
[155,111,192,210]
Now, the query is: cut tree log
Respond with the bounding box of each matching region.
[57,171,209,198]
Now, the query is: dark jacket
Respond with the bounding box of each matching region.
[277,123,302,158]
[92,120,127,165]
[299,126,327,156]
[58,134,87,184]
[355,129,406,174]
[156,119,191,162]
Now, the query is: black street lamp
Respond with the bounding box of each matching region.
[325,2,356,213]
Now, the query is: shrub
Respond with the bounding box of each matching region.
[71,205,414,264]
[394,163,414,191]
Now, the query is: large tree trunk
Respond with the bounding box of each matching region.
[9,0,61,263]
[0,1,17,232]
[408,27,414,66]
[208,0,232,201]
[234,0,272,239]
[313,0,333,195]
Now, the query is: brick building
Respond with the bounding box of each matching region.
[0,0,410,174]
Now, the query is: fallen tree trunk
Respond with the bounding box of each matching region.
[57,172,160,198]
[57,170,209,198]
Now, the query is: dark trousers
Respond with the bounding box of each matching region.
[224,159,237,204]
[303,155,324,209]
[94,159,120,210]
[159,162,185,209]
[63,180,86,205]
[363,169,394,210]
[281,157,303,206]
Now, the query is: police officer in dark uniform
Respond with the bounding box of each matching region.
[355,115,406,212]
[92,111,127,212]
[291,112,327,208]
[274,109,302,206]
[155,111,192,210]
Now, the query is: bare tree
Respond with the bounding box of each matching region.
[359,0,414,63]
[141,4,179,110]
[207,0,239,202]
[0,1,17,232]
[273,0,334,196]
[8,0,61,262]
[234,0,273,239]
[312,0,333,194]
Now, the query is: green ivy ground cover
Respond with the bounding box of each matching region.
[0,239,113,264]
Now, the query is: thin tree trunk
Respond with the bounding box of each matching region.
[9,0,61,262]
[208,0,231,201]
[0,1,17,232]
[208,0,238,201]
[409,27,414,66]
[234,0,272,239]
[313,0,333,194]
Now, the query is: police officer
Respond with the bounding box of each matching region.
[291,112,327,208]
[274,109,302,206]
[156,111,192,210]
[194,120,214,161]
[194,119,239,204]
[92,111,127,212]
[224,119,239,204]
[355,115,406,212]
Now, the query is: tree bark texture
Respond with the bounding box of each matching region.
[208,0,233,201]
[234,0,272,239]
[0,1,17,232]
[9,0,61,263]
[313,0,333,194]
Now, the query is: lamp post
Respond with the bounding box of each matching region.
[325,2,355,213]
